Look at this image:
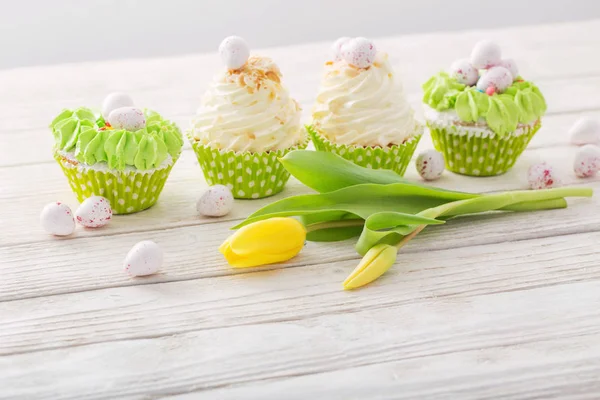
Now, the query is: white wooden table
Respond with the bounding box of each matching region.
[2,20,600,399]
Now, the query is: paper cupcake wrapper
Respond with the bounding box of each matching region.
[428,122,541,177]
[189,139,308,199]
[307,125,422,177]
[55,154,175,214]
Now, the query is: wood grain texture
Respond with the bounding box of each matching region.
[2,19,600,400]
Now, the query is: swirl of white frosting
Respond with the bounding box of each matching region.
[312,52,418,147]
[190,56,305,153]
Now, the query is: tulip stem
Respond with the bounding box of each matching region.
[395,224,426,250]
[305,219,364,233]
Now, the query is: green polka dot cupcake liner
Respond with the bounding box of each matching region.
[307,125,422,177]
[428,122,541,177]
[54,153,175,214]
[189,139,308,199]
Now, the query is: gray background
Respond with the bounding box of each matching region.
[2,0,600,69]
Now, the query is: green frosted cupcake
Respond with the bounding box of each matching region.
[188,37,307,199]
[309,38,423,176]
[422,41,547,176]
[50,98,183,214]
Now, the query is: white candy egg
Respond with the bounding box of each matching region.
[416,149,445,181]
[330,37,351,61]
[219,36,250,70]
[197,184,234,217]
[102,92,134,119]
[450,59,478,86]
[40,202,75,236]
[527,162,561,190]
[470,40,502,69]
[476,66,513,93]
[498,59,519,80]
[341,37,377,69]
[75,196,112,228]
[124,240,163,277]
[107,107,146,131]
[569,117,600,145]
[574,144,600,178]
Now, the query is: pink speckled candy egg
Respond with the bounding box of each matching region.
[470,40,502,69]
[574,144,600,178]
[75,196,113,228]
[330,37,351,61]
[528,162,561,190]
[450,59,478,86]
[341,37,377,69]
[219,36,250,70]
[197,184,234,217]
[40,202,75,236]
[569,117,600,145]
[476,66,513,93]
[124,240,163,277]
[107,107,146,131]
[498,59,519,80]
[416,149,445,181]
[102,92,134,119]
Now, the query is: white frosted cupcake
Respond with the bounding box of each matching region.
[309,37,423,176]
[188,36,307,199]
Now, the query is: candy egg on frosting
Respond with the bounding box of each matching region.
[330,37,351,61]
[219,36,250,70]
[574,144,600,178]
[476,66,513,93]
[498,59,519,81]
[416,149,445,181]
[470,40,502,69]
[124,240,163,277]
[450,59,478,86]
[569,117,600,145]
[40,202,75,236]
[341,37,377,69]
[107,107,146,131]
[75,196,112,228]
[197,184,234,217]
[102,92,134,119]
[527,162,561,190]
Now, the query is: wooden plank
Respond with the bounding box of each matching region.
[1,278,599,399]
[1,230,599,356]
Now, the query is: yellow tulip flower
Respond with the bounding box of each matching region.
[219,217,306,268]
[343,244,397,290]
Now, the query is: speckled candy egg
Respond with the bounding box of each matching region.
[40,202,75,236]
[528,162,561,190]
[330,37,351,61]
[470,40,502,69]
[75,196,112,228]
[574,145,600,178]
[450,59,478,86]
[499,59,519,81]
[124,240,163,277]
[341,37,377,69]
[416,149,445,181]
[107,107,146,131]
[569,117,600,145]
[197,184,234,217]
[102,92,134,119]
[219,36,250,70]
[476,66,513,93]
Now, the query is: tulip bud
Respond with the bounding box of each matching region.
[343,244,397,289]
[219,217,306,268]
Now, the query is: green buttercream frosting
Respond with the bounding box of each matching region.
[423,72,547,135]
[50,108,183,170]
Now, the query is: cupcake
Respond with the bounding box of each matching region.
[309,37,423,176]
[422,40,547,176]
[50,93,184,214]
[188,36,308,199]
